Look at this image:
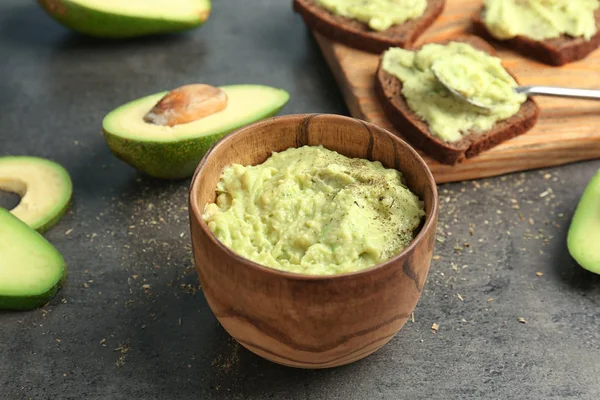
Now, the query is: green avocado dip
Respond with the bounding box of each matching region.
[202,146,425,276]
[483,0,599,41]
[381,42,527,143]
[432,54,524,109]
[315,0,427,31]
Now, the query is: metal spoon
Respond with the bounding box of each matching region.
[432,62,600,110]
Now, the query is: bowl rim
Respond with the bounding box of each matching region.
[189,113,439,281]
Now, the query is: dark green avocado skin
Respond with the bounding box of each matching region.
[37,0,211,38]
[567,169,600,274]
[0,208,68,311]
[103,107,285,180]
[0,271,67,311]
[36,197,72,234]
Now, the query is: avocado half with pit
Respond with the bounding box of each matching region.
[0,156,72,233]
[102,84,290,179]
[37,0,211,38]
[0,208,67,310]
[567,169,600,274]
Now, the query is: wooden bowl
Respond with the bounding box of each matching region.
[189,114,439,369]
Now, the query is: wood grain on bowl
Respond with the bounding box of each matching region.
[189,114,439,368]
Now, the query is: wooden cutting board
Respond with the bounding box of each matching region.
[312,0,600,183]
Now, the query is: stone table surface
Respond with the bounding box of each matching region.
[1,1,600,399]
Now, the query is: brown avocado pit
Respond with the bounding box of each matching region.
[143,84,228,127]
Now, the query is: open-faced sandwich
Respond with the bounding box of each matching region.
[473,0,600,66]
[293,0,445,53]
[375,36,540,165]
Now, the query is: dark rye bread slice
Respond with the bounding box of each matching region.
[473,6,600,66]
[375,35,540,165]
[293,0,445,54]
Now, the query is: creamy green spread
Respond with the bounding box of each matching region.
[315,0,427,31]
[483,0,599,41]
[432,54,525,109]
[382,42,527,143]
[202,146,425,276]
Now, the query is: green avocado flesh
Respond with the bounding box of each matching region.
[102,85,290,179]
[0,157,72,233]
[484,0,598,42]
[37,0,211,38]
[203,146,425,276]
[315,0,427,31]
[567,169,600,274]
[0,208,67,310]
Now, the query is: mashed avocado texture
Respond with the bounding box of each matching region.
[382,42,527,143]
[315,0,427,31]
[432,53,525,109]
[483,0,599,41]
[203,146,425,276]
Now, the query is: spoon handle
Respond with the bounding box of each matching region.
[517,86,600,100]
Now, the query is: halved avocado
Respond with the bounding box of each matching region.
[567,169,600,274]
[0,156,73,233]
[37,0,211,38]
[0,208,67,310]
[102,85,290,179]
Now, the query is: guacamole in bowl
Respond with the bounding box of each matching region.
[202,145,425,276]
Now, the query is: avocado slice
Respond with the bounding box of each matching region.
[102,84,290,179]
[567,169,600,274]
[37,0,211,38]
[0,156,73,233]
[0,208,67,310]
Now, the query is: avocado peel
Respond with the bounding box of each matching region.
[37,0,211,38]
[567,169,600,274]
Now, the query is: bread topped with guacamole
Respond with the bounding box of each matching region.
[375,35,540,165]
[473,0,600,66]
[293,0,445,53]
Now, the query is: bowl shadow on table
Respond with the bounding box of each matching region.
[111,264,366,398]
[199,324,372,397]
[0,3,196,50]
[121,287,376,398]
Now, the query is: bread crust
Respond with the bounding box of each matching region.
[375,35,540,165]
[473,6,600,66]
[293,0,445,53]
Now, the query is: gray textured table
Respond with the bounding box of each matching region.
[1,1,600,399]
